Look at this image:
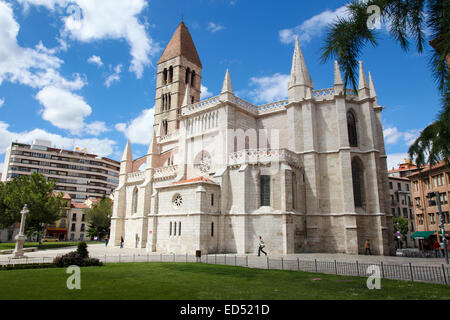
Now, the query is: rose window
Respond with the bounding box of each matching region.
[173,194,183,208]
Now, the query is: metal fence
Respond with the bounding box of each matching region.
[1,254,449,285]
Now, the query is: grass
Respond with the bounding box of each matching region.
[0,241,99,251]
[0,262,448,300]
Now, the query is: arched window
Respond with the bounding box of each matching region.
[185,68,191,84]
[351,158,364,208]
[167,94,171,110]
[162,120,168,136]
[168,66,173,83]
[191,71,196,87]
[132,188,138,214]
[163,68,168,85]
[347,111,358,147]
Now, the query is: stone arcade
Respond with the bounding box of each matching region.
[109,22,395,255]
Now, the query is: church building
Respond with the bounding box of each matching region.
[109,22,395,255]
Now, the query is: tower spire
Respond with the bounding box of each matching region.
[358,61,370,98]
[120,140,133,175]
[334,61,344,94]
[221,69,233,94]
[288,37,312,102]
[369,71,377,102]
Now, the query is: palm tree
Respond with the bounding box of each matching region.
[321,0,449,167]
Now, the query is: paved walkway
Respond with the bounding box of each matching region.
[2,243,448,267]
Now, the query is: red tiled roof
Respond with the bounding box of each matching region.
[158,22,202,67]
[173,177,213,185]
[52,191,71,200]
[71,203,88,209]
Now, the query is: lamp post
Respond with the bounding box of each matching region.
[12,204,29,259]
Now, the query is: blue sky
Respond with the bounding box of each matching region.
[0,0,442,172]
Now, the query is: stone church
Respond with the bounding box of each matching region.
[109,22,395,255]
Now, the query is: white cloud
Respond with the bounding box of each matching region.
[85,121,109,136]
[0,1,86,90]
[115,108,155,145]
[19,0,160,78]
[87,55,103,67]
[105,64,122,88]
[35,86,107,136]
[248,73,290,104]
[384,126,421,147]
[0,121,116,158]
[279,6,350,44]
[0,98,4,108]
[207,22,225,33]
[201,85,213,100]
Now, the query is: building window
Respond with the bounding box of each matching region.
[168,66,173,83]
[406,184,410,191]
[347,111,358,147]
[174,222,177,235]
[80,224,85,232]
[397,183,402,191]
[402,208,408,218]
[391,208,396,216]
[292,172,297,210]
[389,182,393,189]
[72,213,76,221]
[170,222,172,236]
[351,158,364,208]
[211,194,214,207]
[71,224,76,232]
[429,213,436,224]
[70,233,75,241]
[260,175,271,207]
[163,68,168,85]
[191,71,196,87]
[440,193,448,205]
[173,194,183,208]
[132,188,138,213]
[211,222,214,237]
[417,214,424,225]
[81,214,86,222]
[185,67,191,84]
[179,222,181,236]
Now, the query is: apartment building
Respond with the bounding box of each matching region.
[388,175,416,248]
[1,139,120,202]
[409,160,450,250]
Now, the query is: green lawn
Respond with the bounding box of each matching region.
[0,241,99,251]
[0,262,448,300]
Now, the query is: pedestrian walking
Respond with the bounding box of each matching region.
[105,236,109,247]
[258,236,267,256]
[440,240,445,257]
[365,239,372,255]
[120,236,124,249]
[433,240,441,258]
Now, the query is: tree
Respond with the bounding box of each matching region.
[84,197,113,239]
[0,173,63,243]
[321,0,449,167]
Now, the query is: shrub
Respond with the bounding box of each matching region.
[77,242,89,259]
[53,248,103,268]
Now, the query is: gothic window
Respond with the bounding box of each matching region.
[186,68,191,84]
[163,68,168,85]
[260,175,271,207]
[168,66,173,83]
[132,188,138,213]
[174,222,177,235]
[347,111,358,147]
[161,94,165,111]
[191,71,196,87]
[191,96,195,104]
[351,157,364,208]
[211,194,214,206]
[162,120,168,136]
[167,94,171,110]
[169,222,172,236]
[211,222,214,237]
[292,172,297,210]
[178,222,181,236]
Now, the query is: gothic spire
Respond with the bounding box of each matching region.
[334,61,343,87]
[358,61,369,90]
[369,71,377,99]
[221,69,233,94]
[121,140,132,162]
[289,37,311,89]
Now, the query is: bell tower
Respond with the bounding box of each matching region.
[155,22,202,136]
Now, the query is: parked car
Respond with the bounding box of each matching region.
[42,236,59,242]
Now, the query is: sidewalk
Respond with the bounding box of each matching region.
[4,243,448,267]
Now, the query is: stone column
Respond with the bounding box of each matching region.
[12,205,29,259]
